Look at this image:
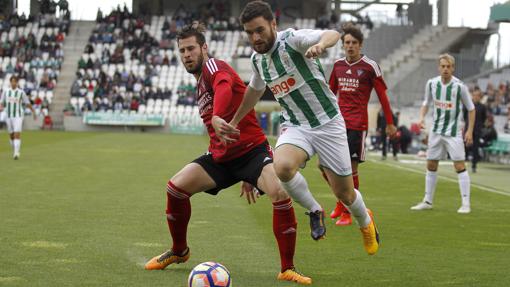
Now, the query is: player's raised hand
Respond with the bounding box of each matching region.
[240,181,260,204]
[211,115,240,144]
[386,124,397,138]
[305,43,325,59]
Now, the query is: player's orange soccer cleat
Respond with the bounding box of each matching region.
[329,201,346,219]
[277,268,312,285]
[360,209,379,255]
[144,248,190,270]
[335,212,352,226]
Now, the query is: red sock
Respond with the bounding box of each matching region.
[166,181,191,254]
[272,198,297,272]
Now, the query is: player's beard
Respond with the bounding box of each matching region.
[253,28,276,54]
[185,51,205,75]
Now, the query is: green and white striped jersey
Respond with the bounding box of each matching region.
[423,76,474,137]
[0,87,30,118]
[249,28,339,128]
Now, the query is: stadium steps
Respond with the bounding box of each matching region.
[50,21,96,129]
[363,25,419,63]
[380,26,469,106]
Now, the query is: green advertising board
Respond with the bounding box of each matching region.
[83,112,165,126]
[169,112,205,135]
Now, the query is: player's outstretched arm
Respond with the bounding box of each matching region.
[211,115,240,144]
[230,86,265,127]
[305,30,340,59]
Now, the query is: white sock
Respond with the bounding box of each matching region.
[345,189,371,228]
[423,170,437,204]
[457,170,470,207]
[280,172,322,212]
[14,139,21,154]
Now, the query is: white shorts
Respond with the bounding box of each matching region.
[276,117,352,176]
[427,132,465,161]
[6,117,23,133]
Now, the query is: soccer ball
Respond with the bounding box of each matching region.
[188,261,231,287]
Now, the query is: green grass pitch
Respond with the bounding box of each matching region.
[1,131,509,286]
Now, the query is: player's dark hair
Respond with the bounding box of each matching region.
[10,75,18,82]
[239,0,274,24]
[177,21,207,47]
[341,23,364,44]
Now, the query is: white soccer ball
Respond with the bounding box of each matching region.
[188,261,231,287]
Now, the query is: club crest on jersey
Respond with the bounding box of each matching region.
[281,52,290,67]
[268,74,297,99]
[357,69,364,76]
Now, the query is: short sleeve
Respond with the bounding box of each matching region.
[248,54,266,91]
[460,84,475,111]
[287,29,325,52]
[422,80,432,107]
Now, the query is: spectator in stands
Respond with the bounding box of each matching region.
[464,87,487,173]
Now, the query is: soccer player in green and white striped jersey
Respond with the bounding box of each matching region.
[212,0,380,259]
[411,54,475,214]
[0,76,36,159]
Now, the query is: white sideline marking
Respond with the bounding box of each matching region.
[21,241,67,248]
[0,277,24,282]
[369,159,510,197]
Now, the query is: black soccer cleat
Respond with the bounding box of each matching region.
[306,210,326,240]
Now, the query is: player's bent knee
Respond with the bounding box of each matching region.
[427,160,439,172]
[453,161,466,172]
[273,161,298,182]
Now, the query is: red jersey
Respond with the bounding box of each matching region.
[329,55,393,131]
[197,58,266,162]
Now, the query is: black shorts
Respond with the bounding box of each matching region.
[192,142,273,195]
[347,129,367,163]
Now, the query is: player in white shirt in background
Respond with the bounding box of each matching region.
[411,54,475,214]
[0,76,36,159]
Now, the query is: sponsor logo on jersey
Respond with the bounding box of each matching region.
[197,91,213,115]
[337,77,359,92]
[268,75,297,98]
[434,100,454,110]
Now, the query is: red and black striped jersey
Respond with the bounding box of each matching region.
[197,58,267,162]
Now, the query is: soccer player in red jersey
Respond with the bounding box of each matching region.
[144,23,311,285]
[327,25,396,225]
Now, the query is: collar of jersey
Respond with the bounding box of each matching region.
[345,54,365,66]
